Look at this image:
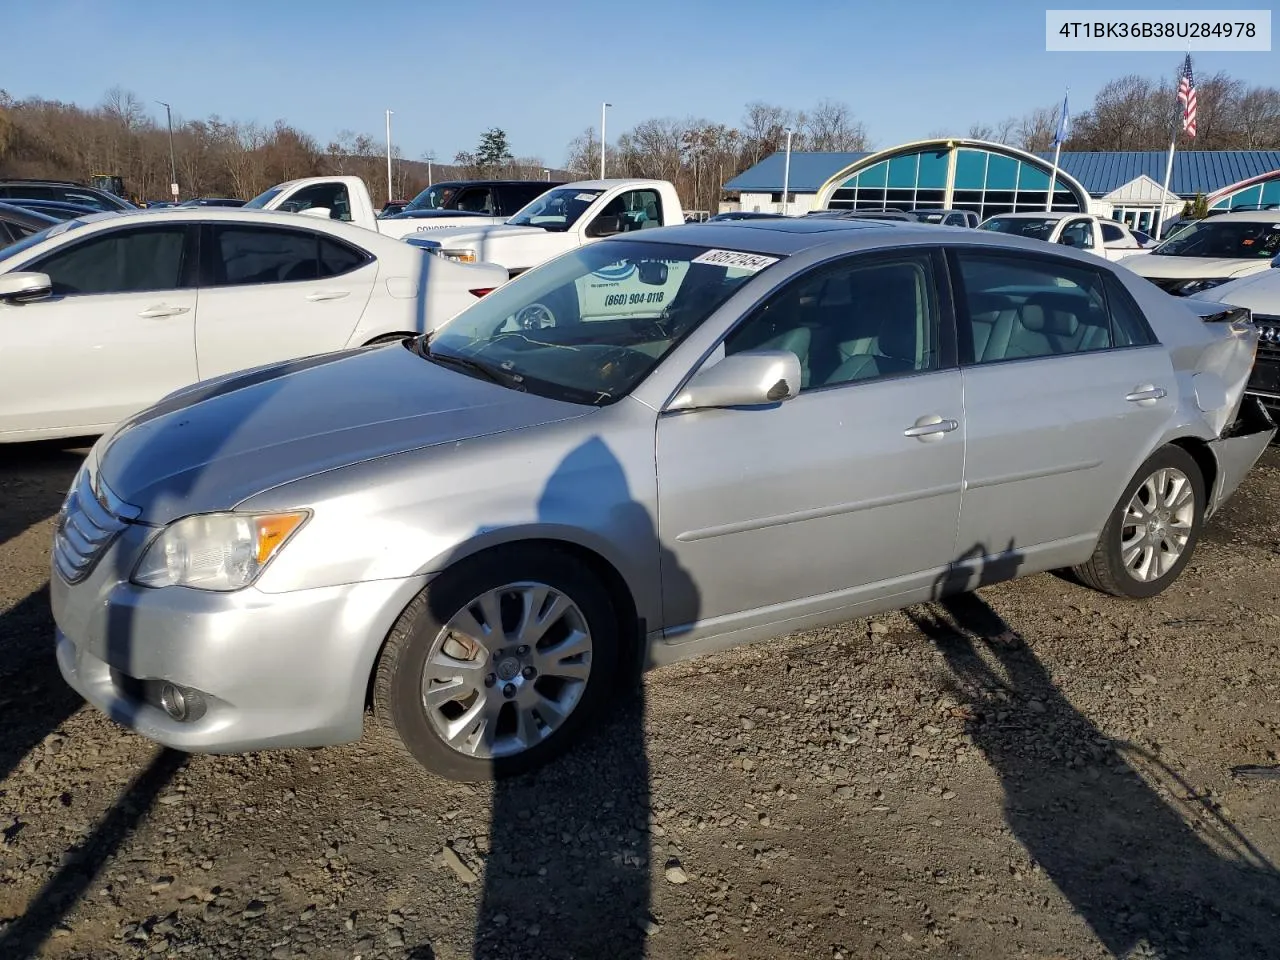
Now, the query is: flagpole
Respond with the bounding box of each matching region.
[1046,87,1068,212]
[1158,129,1177,238]
[1046,139,1062,213]
[1158,45,1191,238]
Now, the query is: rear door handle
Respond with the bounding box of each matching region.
[1125,385,1167,404]
[305,290,351,302]
[904,415,959,440]
[137,305,190,318]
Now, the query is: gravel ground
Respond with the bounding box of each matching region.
[1,441,1278,960]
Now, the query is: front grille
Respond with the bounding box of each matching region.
[53,469,129,583]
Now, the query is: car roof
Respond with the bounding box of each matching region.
[984,211,1073,221]
[616,217,1125,262]
[1201,210,1280,222]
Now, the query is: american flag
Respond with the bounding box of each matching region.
[1177,54,1197,138]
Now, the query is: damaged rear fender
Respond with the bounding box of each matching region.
[1205,395,1276,518]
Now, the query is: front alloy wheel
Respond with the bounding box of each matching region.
[374,547,619,780]
[422,583,593,760]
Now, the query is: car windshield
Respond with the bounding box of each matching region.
[1153,219,1280,259]
[423,239,782,405]
[978,217,1058,240]
[242,186,285,209]
[506,187,604,230]
[0,217,89,264]
[405,184,459,212]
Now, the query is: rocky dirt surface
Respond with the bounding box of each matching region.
[1,441,1278,960]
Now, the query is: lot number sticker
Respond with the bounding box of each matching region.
[692,249,780,271]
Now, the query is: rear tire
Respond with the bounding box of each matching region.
[1073,445,1205,598]
[372,546,619,781]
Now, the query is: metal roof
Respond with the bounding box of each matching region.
[723,152,869,193]
[1032,151,1280,196]
[724,148,1280,198]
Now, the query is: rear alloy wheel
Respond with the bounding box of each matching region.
[374,548,618,780]
[1073,445,1205,598]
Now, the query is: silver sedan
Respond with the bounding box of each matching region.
[49,220,1275,780]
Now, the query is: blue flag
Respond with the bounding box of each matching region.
[1052,92,1070,147]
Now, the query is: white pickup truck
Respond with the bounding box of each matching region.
[243,176,553,240]
[405,179,686,278]
[977,212,1149,261]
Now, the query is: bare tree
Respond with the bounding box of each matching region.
[1237,86,1280,148]
[564,127,600,178]
[1017,106,1058,153]
[803,99,869,151]
[741,101,793,165]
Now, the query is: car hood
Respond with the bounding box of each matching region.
[96,344,594,523]
[1120,254,1272,280]
[418,223,553,247]
[1189,267,1280,311]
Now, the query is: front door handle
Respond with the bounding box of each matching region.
[137,304,190,318]
[1125,385,1167,405]
[904,415,959,441]
[305,290,351,302]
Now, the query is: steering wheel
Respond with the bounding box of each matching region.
[516,303,556,330]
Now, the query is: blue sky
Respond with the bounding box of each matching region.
[5,0,1275,165]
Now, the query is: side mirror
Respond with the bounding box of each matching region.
[666,350,802,412]
[1059,234,1076,246]
[299,207,331,219]
[638,261,668,285]
[0,272,53,305]
[587,214,622,238]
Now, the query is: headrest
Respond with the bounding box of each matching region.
[1020,293,1081,336]
[874,266,923,358]
[967,292,1015,320]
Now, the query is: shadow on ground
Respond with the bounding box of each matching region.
[911,541,1280,959]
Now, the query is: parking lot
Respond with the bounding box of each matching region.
[0,441,1275,959]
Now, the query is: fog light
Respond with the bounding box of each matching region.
[156,682,206,722]
[160,682,188,720]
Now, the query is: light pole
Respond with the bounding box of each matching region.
[781,127,793,215]
[600,102,612,180]
[156,100,178,201]
[425,152,435,187]
[384,109,394,205]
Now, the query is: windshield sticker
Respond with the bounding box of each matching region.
[575,193,601,202]
[692,249,780,272]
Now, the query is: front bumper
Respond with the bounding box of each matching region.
[52,525,428,752]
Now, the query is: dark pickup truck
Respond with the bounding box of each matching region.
[382,179,565,222]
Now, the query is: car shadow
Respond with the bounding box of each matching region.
[0,377,290,956]
[404,435,694,959]
[0,439,88,785]
[910,542,1280,959]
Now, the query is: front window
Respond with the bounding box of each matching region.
[1152,219,1280,259]
[423,240,782,405]
[978,216,1058,241]
[406,184,460,212]
[243,186,286,209]
[507,188,604,231]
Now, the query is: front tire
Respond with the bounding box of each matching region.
[1073,445,1205,598]
[373,546,619,781]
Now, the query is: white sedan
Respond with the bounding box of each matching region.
[0,208,507,442]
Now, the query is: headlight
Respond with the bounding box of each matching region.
[1180,277,1230,295]
[132,512,308,591]
[437,248,476,264]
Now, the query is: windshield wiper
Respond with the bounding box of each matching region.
[426,351,524,389]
